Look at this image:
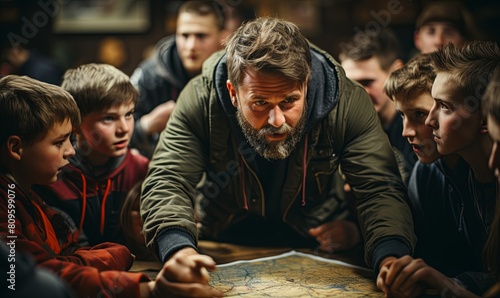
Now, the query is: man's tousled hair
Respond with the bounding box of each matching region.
[225,17,311,90]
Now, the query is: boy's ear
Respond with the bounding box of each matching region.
[6,136,23,160]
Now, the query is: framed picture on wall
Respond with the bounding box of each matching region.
[53,0,151,34]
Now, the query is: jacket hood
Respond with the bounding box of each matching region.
[215,45,339,132]
[154,36,190,89]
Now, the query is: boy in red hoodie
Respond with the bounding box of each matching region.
[36,63,149,247]
[0,75,221,297]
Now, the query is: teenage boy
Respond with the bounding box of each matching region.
[384,54,441,164]
[35,64,149,246]
[130,1,230,158]
[339,28,415,183]
[0,75,222,297]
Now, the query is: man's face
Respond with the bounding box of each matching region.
[176,12,224,77]
[426,73,483,156]
[76,102,135,165]
[227,68,308,160]
[395,93,440,164]
[341,57,394,118]
[415,22,465,54]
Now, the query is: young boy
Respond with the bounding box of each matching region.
[36,64,149,246]
[0,75,221,298]
[377,41,500,297]
[131,0,230,158]
[384,53,440,164]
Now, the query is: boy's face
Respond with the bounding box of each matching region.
[18,120,74,187]
[414,22,465,54]
[341,57,395,119]
[77,102,135,162]
[395,92,440,164]
[176,12,224,77]
[426,73,483,156]
[488,115,500,179]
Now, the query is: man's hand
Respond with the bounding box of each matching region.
[140,100,176,135]
[308,219,361,252]
[150,247,223,297]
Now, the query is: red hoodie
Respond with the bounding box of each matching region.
[36,149,149,246]
[0,170,150,298]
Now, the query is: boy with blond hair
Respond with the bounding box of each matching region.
[384,53,441,164]
[36,63,149,247]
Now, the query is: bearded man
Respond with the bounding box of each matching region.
[140,17,415,296]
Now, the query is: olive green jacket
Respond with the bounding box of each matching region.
[141,45,416,268]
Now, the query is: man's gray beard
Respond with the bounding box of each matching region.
[236,108,307,160]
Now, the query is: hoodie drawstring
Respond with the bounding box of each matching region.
[79,173,87,231]
[99,179,112,235]
[302,134,308,206]
[79,174,112,236]
[240,158,249,211]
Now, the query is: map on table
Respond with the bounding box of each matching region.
[209,251,383,297]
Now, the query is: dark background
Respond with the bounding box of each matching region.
[1,0,499,76]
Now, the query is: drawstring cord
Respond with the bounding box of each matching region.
[79,174,112,236]
[99,179,112,235]
[79,173,87,231]
[240,158,249,210]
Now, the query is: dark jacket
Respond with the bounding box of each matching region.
[408,159,497,295]
[0,170,149,298]
[141,44,416,269]
[130,35,190,157]
[36,149,149,246]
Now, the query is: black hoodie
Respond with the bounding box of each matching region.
[130,35,190,158]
